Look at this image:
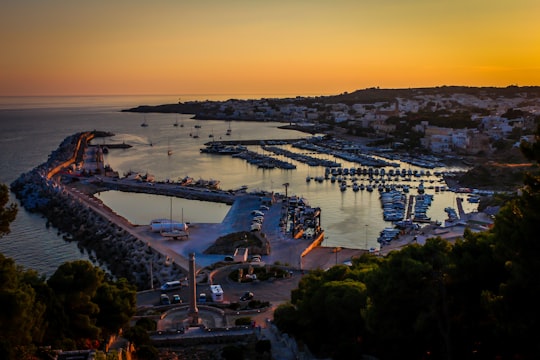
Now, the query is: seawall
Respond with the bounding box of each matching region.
[10,132,186,290]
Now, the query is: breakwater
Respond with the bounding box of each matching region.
[10,132,185,290]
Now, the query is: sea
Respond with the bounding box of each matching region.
[0,95,478,277]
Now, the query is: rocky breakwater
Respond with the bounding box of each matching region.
[10,132,185,290]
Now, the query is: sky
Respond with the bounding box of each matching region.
[1,0,539,96]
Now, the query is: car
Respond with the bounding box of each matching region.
[172,294,182,304]
[251,254,262,262]
[259,205,269,211]
[160,294,171,305]
[251,210,264,216]
[224,255,234,262]
[240,291,254,301]
[160,280,182,291]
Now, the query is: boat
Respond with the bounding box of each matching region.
[417,181,425,194]
[200,142,247,154]
[141,116,149,127]
[173,117,179,127]
[156,199,189,239]
[226,121,232,135]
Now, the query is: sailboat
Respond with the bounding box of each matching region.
[160,198,188,240]
[173,116,179,127]
[226,121,232,136]
[141,116,149,127]
[167,139,173,156]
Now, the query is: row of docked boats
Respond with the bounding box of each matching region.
[380,190,407,221]
[232,150,297,169]
[200,142,247,155]
[262,145,341,168]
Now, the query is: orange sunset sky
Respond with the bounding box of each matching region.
[1,0,539,97]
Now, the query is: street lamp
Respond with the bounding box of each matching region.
[334,246,341,265]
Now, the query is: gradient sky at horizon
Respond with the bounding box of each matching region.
[1,0,539,96]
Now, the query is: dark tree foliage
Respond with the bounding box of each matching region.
[275,124,540,359]
[0,183,17,237]
[0,254,46,359]
[47,260,104,344]
[94,278,137,338]
[482,124,540,357]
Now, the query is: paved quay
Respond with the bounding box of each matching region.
[74,176,367,275]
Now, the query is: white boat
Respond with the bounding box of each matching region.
[150,219,189,233]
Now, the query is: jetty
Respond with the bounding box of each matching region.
[11,130,368,291]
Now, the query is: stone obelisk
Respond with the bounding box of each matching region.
[187,252,199,325]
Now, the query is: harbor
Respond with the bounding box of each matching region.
[80,130,488,259]
[7,115,487,280]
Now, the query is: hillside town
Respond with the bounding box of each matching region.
[127,86,540,160]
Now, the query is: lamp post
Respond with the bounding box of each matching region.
[334,246,341,265]
[282,182,289,199]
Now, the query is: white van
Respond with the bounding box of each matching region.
[160,280,182,291]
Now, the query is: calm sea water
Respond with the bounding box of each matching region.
[0,95,477,276]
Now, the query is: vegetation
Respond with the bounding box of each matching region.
[0,183,17,237]
[274,127,540,359]
[0,220,137,360]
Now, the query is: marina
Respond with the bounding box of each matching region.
[87,128,482,256]
[0,101,481,275]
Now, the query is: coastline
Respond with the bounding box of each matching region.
[9,124,503,290]
[10,131,365,290]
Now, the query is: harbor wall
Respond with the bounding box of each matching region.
[10,132,185,290]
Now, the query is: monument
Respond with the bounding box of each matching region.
[187,252,199,325]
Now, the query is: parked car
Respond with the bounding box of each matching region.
[240,291,254,301]
[251,210,264,216]
[259,205,270,211]
[160,294,171,305]
[224,255,234,262]
[172,294,182,304]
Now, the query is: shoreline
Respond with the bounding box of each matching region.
[10,129,501,289]
[10,131,364,290]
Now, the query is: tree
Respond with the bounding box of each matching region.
[0,183,17,238]
[94,278,137,338]
[285,266,370,359]
[0,254,46,359]
[480,124,540,357]
[47,261,104,346]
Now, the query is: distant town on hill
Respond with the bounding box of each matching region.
[124,85,540,191]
